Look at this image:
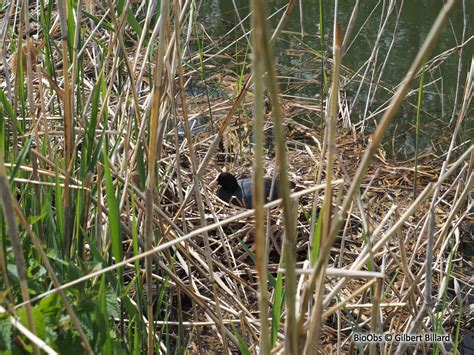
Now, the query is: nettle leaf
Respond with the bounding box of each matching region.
[0,316,12,351]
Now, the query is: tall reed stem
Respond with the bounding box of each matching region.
[251,0,270,352]
[253,0,298,352]
[145,0,169,352]
[57,0,73,256]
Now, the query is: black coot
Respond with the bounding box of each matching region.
[211,172,295,209]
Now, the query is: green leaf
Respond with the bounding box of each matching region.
[17,306,47,342]
[94,275,109,350]
[8,134,33,185]
[82,11,114,32]
[0,105,5,158]
[0,316,12,351]
[105,287,120,319]
[87,76,101,157]
[0,89,14,119]
[28,211,48,225]
[54,162,64,238]
[102,150,122,269]
[230,322,251,355]
[126,10,142,38]
[311,208,323,266]
[66,0,75,53]
[86,131,104,174]
[271,269,284,347]
[115,0,142,37]
[136,145,146,189]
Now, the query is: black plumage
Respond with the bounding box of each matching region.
[211,172,295,209]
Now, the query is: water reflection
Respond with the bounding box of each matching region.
[197,0,471,154]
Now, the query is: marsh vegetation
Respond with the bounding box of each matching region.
[0,0,472,353]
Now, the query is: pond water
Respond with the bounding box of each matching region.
[197,0,472,156]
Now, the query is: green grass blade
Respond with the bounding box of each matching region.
[102,150,122,276]
[311,208,323,266]
[271,269,284,347]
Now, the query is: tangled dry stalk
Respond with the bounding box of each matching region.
[0,0,472,353]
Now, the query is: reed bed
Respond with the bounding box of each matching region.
[0,0,472,353]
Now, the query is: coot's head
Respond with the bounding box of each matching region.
[210,172,240,192]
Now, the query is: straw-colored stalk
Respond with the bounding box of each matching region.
[160,0,298,223]
[16,182,338,310]
[172,0,230,351]
[296,0,461,341]
[370,279,383,355]
[303,22,343,354]
[145,0,170,352]
[57,0,74,255]
[23,2,34,119]
[398,30,471,354]
[171,0,195,349]
[252,0,299,352]
[321,145,472,316]
[251,0,270,353]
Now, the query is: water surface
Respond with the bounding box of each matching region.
[197,0,472,155]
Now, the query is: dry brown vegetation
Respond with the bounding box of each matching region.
[0,0,472,353]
